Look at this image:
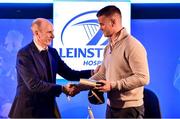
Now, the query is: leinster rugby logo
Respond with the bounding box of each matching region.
[61,10,108,46]
[59,10,108,66]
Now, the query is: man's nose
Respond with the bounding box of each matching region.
[51,34,54,39]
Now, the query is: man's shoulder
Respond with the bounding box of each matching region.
[48,46,58,54]
[125,36,147,54]
[126,35,143,47]
[48,46,56,51]
[18,42,34,54]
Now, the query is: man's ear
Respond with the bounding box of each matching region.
[33,30,40,41]
[32,24,39,35]
[111,19,116,27]
[35,31,38,36]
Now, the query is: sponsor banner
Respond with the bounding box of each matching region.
[53,0,130,71]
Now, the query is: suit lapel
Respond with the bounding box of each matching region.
[48,50,54,83]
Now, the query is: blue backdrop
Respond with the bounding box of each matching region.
[0,18,180,118]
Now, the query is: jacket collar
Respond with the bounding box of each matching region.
[33,38,48,52]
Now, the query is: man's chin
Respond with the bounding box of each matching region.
[46,42,52,46]
[104,35,110,37]
[103,33,110,37]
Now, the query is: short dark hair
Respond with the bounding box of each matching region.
[96,5,121,18]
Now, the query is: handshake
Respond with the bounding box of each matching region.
[61,79,105,97]
[62,84,80,97]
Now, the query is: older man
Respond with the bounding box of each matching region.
[8,18,92,118]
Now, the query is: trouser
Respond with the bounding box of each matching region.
[106,104,144,118]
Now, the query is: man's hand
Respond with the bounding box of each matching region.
[62,84,80,97]
[95,80,111,92]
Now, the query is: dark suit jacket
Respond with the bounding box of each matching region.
[8,42,91,118]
